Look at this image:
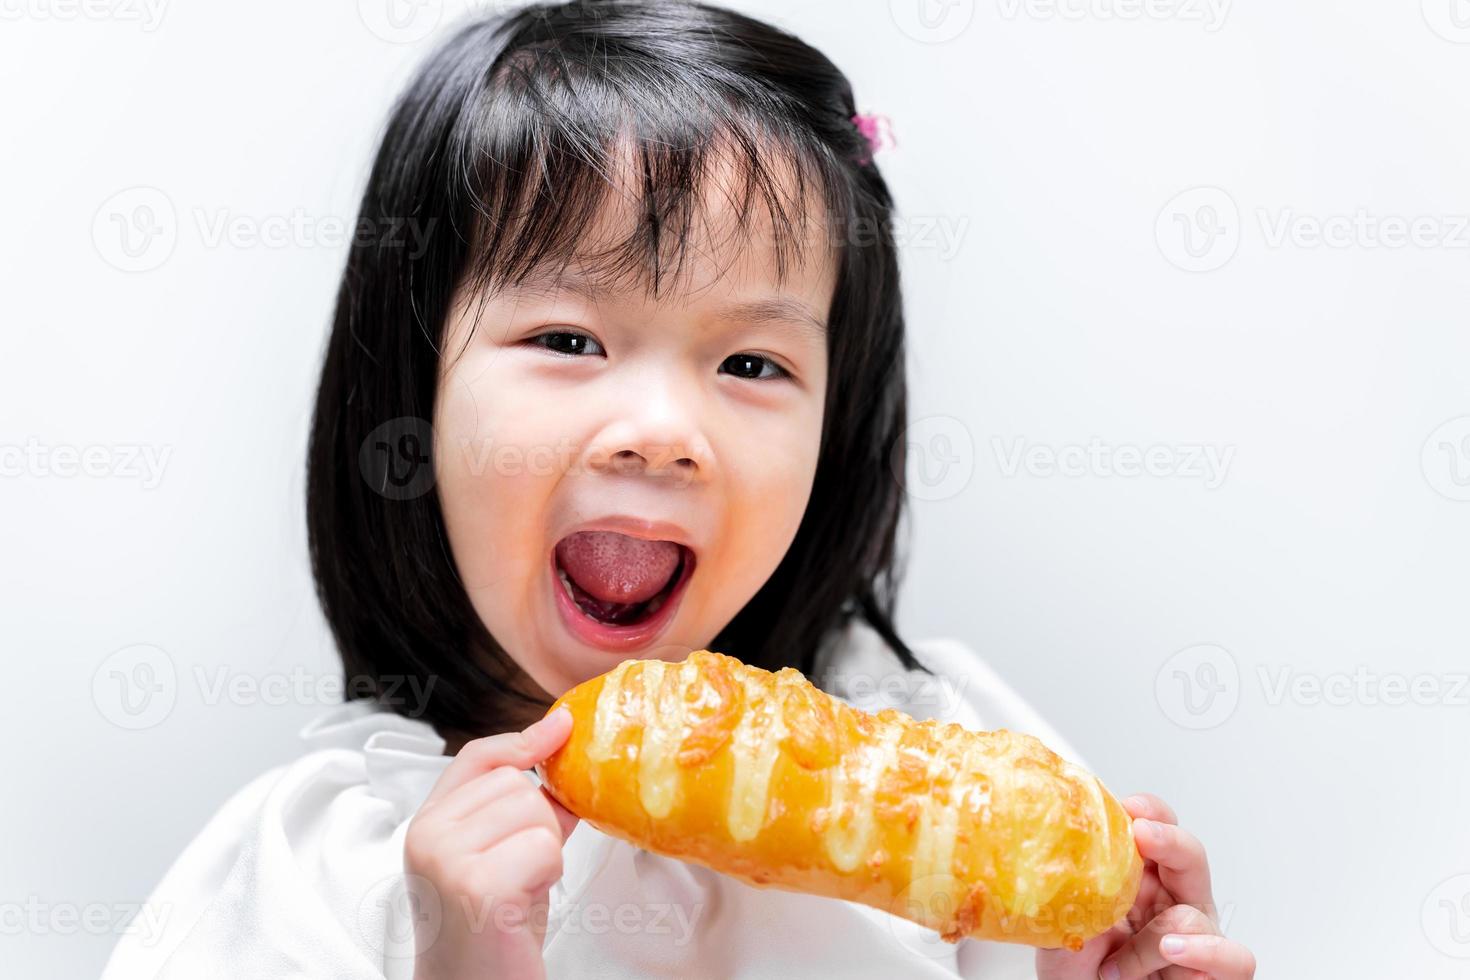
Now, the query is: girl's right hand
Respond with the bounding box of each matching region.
[404,706,578,980]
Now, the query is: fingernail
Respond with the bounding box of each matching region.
[1098,961,1120,980]
[1122,794,1145,809]
[535,706,570,728]
[1133,818,1161,841]
[1160,934,1186,955]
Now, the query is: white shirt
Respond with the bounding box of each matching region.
[102,619,1095,979]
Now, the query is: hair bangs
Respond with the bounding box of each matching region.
[450,35,849,312]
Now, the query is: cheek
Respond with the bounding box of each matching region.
[717,398,824,573]
[433,360,565,593]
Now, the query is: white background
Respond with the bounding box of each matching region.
[4,1,1469,976]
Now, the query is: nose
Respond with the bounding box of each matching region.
[587,377,713,486]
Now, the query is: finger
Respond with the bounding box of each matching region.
[1159,933,1257,978]
[436,765,538,821]
[1098,904,1217,980]
[441,786,566,854]
[424,707,572,806]
[1160,967,1206,980]
[544,788,580,841]
[1121,792,1177,825]
[1126,868,1167,931]
[1131,819,1216,916]
[472,825,566,906]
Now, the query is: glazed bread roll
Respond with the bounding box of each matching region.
[535,649,1142,950]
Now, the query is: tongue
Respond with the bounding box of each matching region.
[555,530,681,605]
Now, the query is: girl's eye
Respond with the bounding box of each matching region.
[527,333,787,381]
[528,331,605,357]
[720,353,790,382]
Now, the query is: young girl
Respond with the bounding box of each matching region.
[104,2,1253,977]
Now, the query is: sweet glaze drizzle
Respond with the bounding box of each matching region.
[578,652,1133,937]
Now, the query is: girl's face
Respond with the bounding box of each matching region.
[433,155,835,700]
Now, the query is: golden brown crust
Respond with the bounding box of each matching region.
[535,650,1143,950]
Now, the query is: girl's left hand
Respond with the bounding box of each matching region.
[1035,793,1256,980]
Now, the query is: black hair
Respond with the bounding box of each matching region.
[306,0,931,737]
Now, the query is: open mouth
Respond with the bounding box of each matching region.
[551,533,696,630]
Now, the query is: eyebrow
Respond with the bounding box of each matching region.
[503,269,828,343]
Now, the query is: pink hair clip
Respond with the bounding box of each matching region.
[851,111,896,164]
